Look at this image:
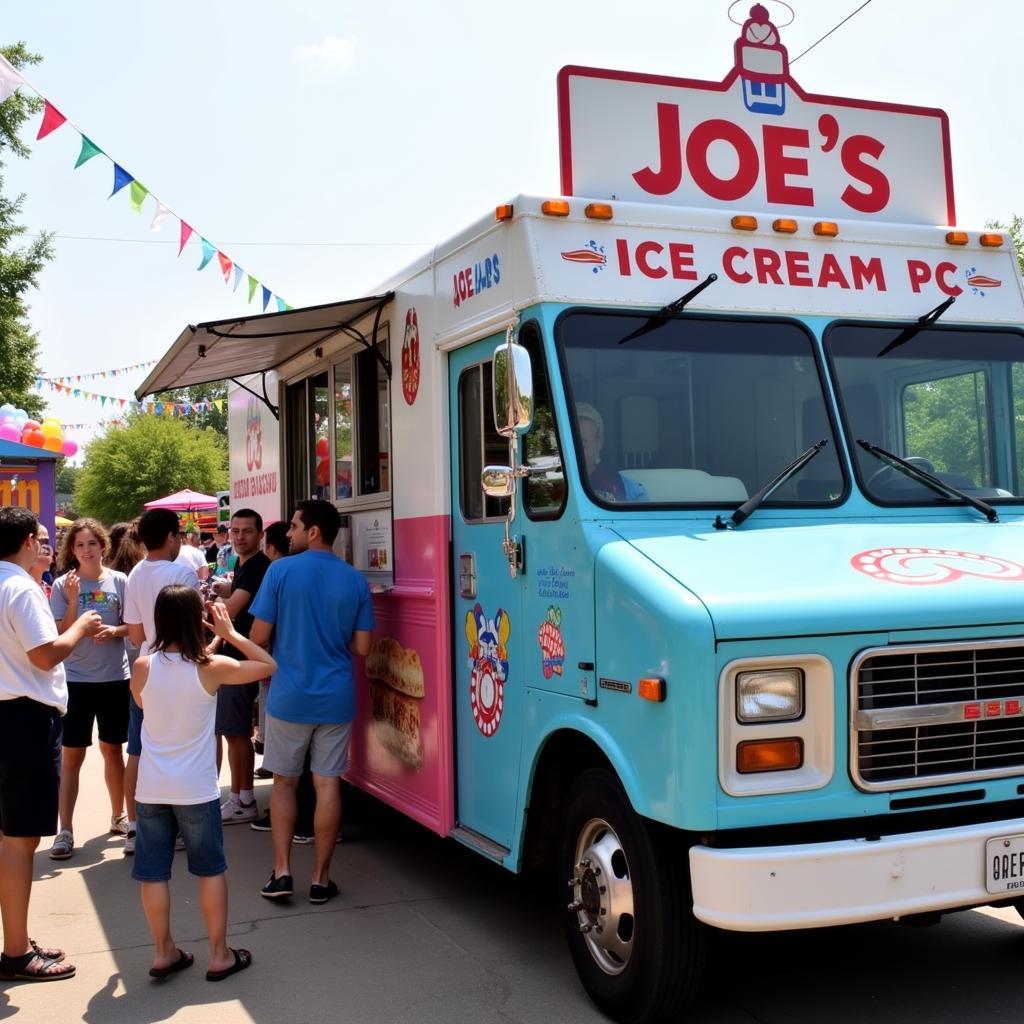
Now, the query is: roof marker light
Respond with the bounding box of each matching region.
[772,218,798,234]
[945,231,968,245]
[585,203,614,220]
[813,221,839,237]
[731,215,758,231]
[495,204,514,222]
[541,200,571,217]
[979,233,1004,247]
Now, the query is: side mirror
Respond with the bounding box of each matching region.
[481,466,515,498]
[493,339,533,438]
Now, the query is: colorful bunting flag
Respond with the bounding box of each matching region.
[247,275,258,304]
[217,251,232,283]
[0,54,26,102]
[151,202,171,232]
[37,100,66,140]
[74,135,103,168]
[232,264,244,292]
[276,296,286,312]
[129,180,148,213]
[110,164,133,197]
[261,286,271,311]
[178,220,193,255]
[198,238,216,271]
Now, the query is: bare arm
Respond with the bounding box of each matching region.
[55,571,80,634]
[27,612,102,670]
[127,622,146,648]
[129,656,150,710]
[349,629,372,658]
[249,618,272,648]
[221,587,253,620]
[197,604,277,693]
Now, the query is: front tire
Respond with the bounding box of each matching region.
[559,768,706,1024]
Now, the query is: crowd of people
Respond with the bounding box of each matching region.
[0,498,373,984]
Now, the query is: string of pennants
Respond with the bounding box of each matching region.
[44,359,157,384]
[35,377,224,417]
[0,55,294,313]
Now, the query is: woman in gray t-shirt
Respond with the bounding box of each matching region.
[48,519,131,860]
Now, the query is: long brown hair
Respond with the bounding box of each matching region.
[106,519,144,574]
[150,586,212,665]
[58,517,109,574]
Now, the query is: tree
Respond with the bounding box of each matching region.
[154,380,229,439]
[0,43,52,419]
[75,414,227,525]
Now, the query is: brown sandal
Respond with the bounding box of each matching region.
[0,951,76,981]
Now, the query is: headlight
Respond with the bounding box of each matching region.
[736,668,804,723]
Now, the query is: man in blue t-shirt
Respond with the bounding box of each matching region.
[250,499,373,905]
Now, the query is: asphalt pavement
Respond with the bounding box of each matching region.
[2,759,1023,1023]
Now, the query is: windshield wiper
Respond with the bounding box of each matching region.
[856,439,998,522]
[876,295,955,357]
[618,273,718,345]
[714,439,828,530]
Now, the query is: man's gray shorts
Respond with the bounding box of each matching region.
[263,712,352,777]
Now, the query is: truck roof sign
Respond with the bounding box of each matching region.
[558,4,954,226]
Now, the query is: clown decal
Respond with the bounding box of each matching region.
[402,307,421,406]
[465,604,510,737]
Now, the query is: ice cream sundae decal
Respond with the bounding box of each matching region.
[537,606,566,679]
[401,307,421,406]
[466,604,510,737]
[731,2,793,115]
[851,547,1024,586]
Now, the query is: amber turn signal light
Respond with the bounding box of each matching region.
[638,678,665,702]
[945,231,968,245]
[585,202,614,220]
[731,215,758,231]
[813,221,839,237]
[495,203,514,222]
[979,233,1004,247]
[772,218,798,234]
[736,737,803,774]
[541,200,571,217]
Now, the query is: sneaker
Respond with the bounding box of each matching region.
[49,830,74,860]
[221,797,259,825]
[254,766,273,779]
[309,880,339,905]
[250,813,272,832]
[174,833,186,851]
[109,813,129,836]
[123,830,136,856]
[260,872,293,900]
[292,832,314,845]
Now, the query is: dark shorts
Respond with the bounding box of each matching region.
[132,799,227,882]
[62,680,130,747]
[0,697,62,838]
[127,693,144,757]
[215,682,259,737]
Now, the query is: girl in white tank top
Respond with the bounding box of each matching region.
[130,586,275,982]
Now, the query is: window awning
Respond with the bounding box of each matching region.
[136,293,393,400]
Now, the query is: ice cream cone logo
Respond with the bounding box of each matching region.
[731,2,791,115]
[467,604,510,737]
[402,307,421,406]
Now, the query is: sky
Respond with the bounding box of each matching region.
[3,0,1023,457]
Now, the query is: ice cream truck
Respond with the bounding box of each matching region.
[139,7,1024,1021]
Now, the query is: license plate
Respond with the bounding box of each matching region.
[985,834,1024,894]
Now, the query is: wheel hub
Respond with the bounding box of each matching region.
[567,817,635,976]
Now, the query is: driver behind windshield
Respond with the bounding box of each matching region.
[576,403,647,503]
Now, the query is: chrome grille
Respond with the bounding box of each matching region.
[852,641,1024,790]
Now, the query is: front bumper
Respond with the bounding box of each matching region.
[689,816,1024,931]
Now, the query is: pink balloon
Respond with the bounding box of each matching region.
[61,439,78,457]
[0,424,21,443]
[22,419,40,432]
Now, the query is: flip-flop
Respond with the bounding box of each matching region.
[149,949,194,978]
[206,947,252,982]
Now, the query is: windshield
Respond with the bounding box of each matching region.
[827,324,1024,505]
[557,311,844,506]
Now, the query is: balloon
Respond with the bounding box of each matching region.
[0,424,20,443]
[0,403,14,418]
[23,429,45,448]
[315,437,329,457]
[41,422,63,438]
[22,419,40,433]
[315,457,329,486]
[41,416,60,427]
[12,409,27,419]
[42,434,63,452]
[61,439,78,457]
